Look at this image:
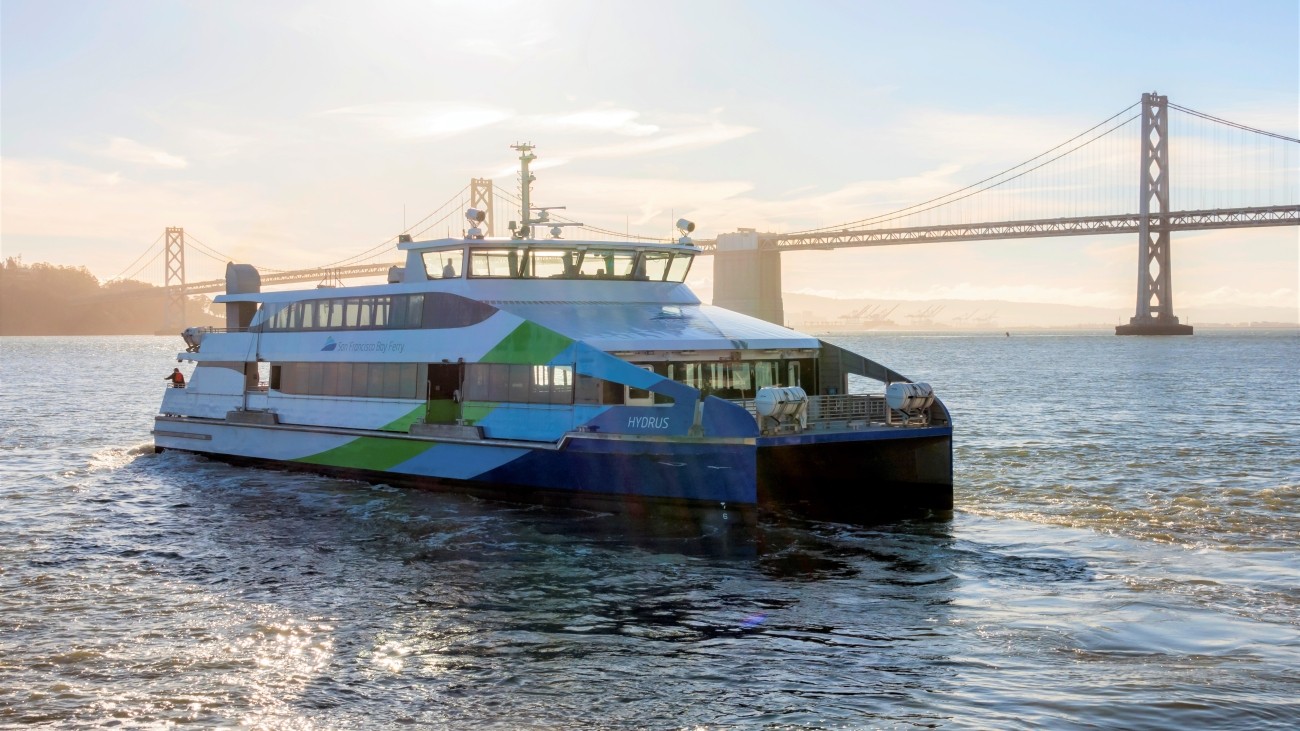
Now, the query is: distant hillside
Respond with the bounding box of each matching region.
[0,258,222,335]
[783,292,1298,330]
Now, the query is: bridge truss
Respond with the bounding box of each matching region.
[692,204,1299,251]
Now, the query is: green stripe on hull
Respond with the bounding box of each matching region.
[482,321,573,364]
[380,404,427,432]
[295,435,432,470]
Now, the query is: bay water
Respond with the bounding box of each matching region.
[1,331,1296,729]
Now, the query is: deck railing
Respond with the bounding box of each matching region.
[807,394,888,424]
[728,393,896,432]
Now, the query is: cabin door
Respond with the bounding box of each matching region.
[426,363,462,423]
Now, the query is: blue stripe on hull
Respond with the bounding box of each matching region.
[476,437,757,506]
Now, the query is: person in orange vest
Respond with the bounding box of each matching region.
[165,368,186,388]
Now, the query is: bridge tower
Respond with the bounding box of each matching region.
[1117,92,1193,335]
[470,178,495,236]
[162,226,187,334]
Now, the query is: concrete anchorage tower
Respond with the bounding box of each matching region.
[1117,92,1193,335]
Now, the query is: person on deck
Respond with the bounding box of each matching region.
[166,368,186,388]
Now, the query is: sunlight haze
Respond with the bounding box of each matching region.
[2,0,1297,322]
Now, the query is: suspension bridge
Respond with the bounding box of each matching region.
[101,92,1299,335]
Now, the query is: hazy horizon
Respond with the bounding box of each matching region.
[2,1,1297,316]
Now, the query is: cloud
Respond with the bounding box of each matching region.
[452,33,550,62]
[99,137,188,169]
[452,38,518,62]
[182,128,253,160]
[322,102,514,139]
[489,110,754,175]
[578,120,756,159]
[525,108,660,137]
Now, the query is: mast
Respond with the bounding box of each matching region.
[511,142,536,239]
[508,143,580,239]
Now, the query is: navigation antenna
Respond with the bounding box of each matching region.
[508,143,582,239]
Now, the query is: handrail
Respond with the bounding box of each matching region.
[184,326,251,334]
[807,394,887,423]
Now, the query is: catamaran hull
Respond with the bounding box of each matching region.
[153,416,952,522]
[757,429,953,519]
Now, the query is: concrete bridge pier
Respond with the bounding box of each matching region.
[711,229,785,326]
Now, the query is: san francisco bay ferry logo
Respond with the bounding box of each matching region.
[320,336,405,353]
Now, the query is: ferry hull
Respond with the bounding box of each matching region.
[757,429,953,520]
[154,416,951,523]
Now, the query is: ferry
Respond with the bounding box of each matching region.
[154,145,953,524]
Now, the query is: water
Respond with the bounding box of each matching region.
[1,332,1297,729]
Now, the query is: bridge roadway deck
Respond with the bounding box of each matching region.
[100,205,1298,298]
[692,204,1300,251]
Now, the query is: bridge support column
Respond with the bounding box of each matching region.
[161,226,187,334]
[1118,92,1192,335]
[470,178,494,236]
[712,229,784,325]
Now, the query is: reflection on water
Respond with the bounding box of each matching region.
[2,333,1298,729]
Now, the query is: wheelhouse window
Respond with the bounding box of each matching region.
[459,246,695,282]
[639,251,673,281]
[522,249,576,278]
[576,250,636,279]
[469,249,521,278]
[423,249,464,279]
[665,253,693,282]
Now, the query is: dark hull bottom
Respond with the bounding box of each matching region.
[757,435,954,521]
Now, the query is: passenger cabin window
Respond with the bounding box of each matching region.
[461,363,575,404]
[272,362,420,399]
[423,249,464,279]
[261,294,425,331]
[625,365,656,406]
[646,358,813,400]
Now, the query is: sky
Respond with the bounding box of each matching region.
[2,0,1297,315]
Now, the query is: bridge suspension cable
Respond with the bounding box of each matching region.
[787,100,1143,235]
[494,187,672,242]
[119,245,166,283]
[1169,102,1300,144]
[182,234,235,267]
[311,184,471,270]
[105,231,165,283]
[784,98,1298,238]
